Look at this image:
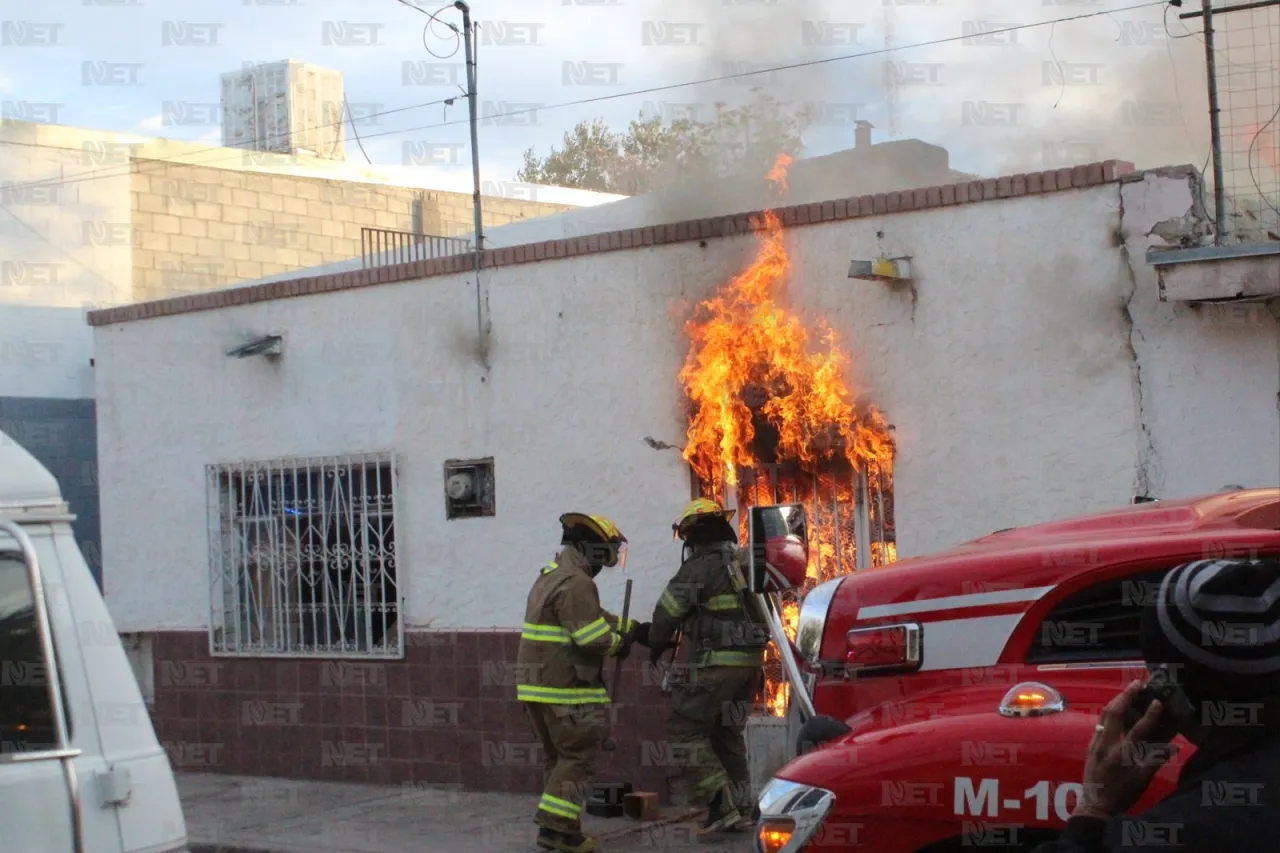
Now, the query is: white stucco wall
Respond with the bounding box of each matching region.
[92,170,1280,633]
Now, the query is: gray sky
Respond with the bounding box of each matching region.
[1,0,1272,189]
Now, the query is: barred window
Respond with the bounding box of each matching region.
[206,453,400,658]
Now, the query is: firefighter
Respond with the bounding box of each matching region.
[648,497,769,837]
[516,512,650,853]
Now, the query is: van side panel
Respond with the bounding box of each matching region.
[51,527,188,852]
[22,525,124,853]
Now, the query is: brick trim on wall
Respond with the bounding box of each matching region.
[88,160,1135,328]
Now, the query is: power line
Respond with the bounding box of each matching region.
[3,0,1169,196]
[340,0,1174,135]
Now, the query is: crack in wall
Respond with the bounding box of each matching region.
[1116,183,1159,499]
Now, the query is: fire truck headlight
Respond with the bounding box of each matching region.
[756,778,835,853]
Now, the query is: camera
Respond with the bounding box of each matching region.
[1123,665,1196,731]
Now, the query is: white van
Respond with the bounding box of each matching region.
[1,429,189,853]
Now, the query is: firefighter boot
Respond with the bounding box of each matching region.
[536,827,596,853]
[697,787,751,839]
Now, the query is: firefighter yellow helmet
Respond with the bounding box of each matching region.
[673,498,736,539]
[560,512,628,568]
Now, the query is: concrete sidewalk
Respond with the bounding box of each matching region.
[179,774,754,853]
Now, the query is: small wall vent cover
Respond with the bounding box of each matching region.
[444,457,495,519]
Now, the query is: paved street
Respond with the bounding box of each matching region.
[180,774,755,853]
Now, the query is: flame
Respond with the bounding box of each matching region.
[679,155,894,495]
[678,153,897,717]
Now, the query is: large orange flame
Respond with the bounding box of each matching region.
[679,155,894,494]
[678,153,897,716]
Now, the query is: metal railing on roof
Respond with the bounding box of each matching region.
[360,227,472,269]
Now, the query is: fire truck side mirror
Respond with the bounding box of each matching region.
[747,503,810,594]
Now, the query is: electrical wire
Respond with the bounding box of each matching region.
[344,95,373,164]
[1,0,1170,196]
[302,1,1177,138]
[1247,102,1280,217]
[1164,2,1200,38]
[394,0,462,59]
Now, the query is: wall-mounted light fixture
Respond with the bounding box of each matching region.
[848,257,912,283]
[225,334,283,359]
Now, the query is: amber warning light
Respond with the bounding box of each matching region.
[845,623,921,674]
[758,818,796,853]
[998,682,1066,717]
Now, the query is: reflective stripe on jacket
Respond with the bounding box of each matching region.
[516,545,631,705]
[650,540,769,669]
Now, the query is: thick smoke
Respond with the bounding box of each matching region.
[639,0,1276,228]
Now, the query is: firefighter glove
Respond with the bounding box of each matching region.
[630,621,652,648]
[616,634,633,661]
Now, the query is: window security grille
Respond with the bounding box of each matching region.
[206,453,401,658]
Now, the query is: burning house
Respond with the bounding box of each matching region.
[86,156,1278,798]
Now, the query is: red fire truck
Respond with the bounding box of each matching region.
[746,487,1280,853]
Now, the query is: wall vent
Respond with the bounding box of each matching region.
[444,457,495,519]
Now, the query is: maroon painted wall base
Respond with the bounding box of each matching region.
[150,630,687,799]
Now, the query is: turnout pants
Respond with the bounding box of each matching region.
[666,666,762,812]
[523,702,604,833]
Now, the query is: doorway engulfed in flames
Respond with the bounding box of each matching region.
[677,152,898,717]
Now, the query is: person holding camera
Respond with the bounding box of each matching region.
[1033,556,1280,852]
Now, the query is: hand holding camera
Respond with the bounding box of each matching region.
[1073,678,1182,821]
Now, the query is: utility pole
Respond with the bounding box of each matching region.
[454,1,490,369]
[1200,0,1227,244]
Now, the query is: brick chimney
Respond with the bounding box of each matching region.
[855,120,873,149]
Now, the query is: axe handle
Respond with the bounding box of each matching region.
[608,578,633,697]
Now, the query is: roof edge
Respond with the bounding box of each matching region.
[88,159,1135,328]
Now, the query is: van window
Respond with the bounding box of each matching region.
[1025,569,1172,664]
[0,554,65,753]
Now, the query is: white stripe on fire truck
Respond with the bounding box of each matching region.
[918,614,1024,671]
[855,586,1055,620]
